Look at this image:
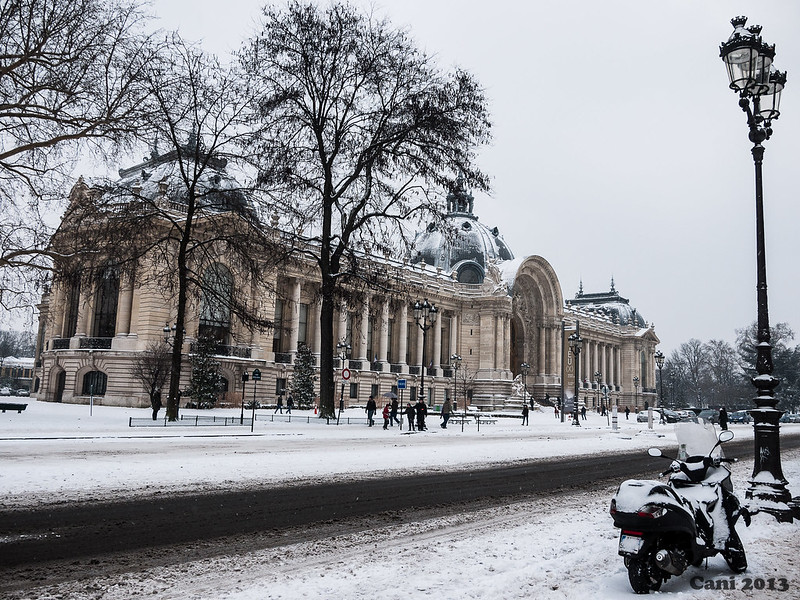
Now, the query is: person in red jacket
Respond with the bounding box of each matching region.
[382,403,391,429]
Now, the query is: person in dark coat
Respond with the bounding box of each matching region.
[415,399,427,431]
[390,398,400,426]
[719,407,729,431]
[580,405,587,420]
[366,395,377,426]
[625,406,630,420]
[521,404,529,426]
[286,395,294,414]
[275,395,283,414]
[404,402,415,431]
[151,388,162,420]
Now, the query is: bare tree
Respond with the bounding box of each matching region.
[704,339,748,409]
[242,1,492,417]
[0,0,157,313]
[129,340,171,406]
[101,37,286,420]
[676,339,708,408]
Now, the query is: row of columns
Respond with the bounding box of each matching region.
[581,339,623,389]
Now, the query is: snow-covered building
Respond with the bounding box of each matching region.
[34,153,660,412]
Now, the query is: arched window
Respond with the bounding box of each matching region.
[199,263,233,343]
[82,370,108,396]
[64,279,81,338]
[92,266,119,338]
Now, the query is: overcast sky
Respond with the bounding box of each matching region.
[149,0,800,355]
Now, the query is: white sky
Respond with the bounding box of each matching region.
[148,0,800,356]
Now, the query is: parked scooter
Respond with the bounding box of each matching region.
[610,425,750,594]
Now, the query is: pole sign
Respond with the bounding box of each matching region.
[397,379,406,390]
[252,368,261,381]
[342,368,351,380]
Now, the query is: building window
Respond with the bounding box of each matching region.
[386,318,394,363]
[64,279,81,338]
[298,303,309,346]
[349,382,358,399]
[82,370,107,396]
[92,266,119,338]
[199,263,233,343]
[275,378,287,396]
[406,322,413,364]
[371,384,379,398]
[273,299,284,352]
[366,317,374,362]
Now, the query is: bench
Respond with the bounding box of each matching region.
[0,403,28,413]
[476,417,497,425]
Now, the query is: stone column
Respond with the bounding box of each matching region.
[288,279,301,356]
[115,280,134,336]
[52,284,66,339]
[357,294,371,361]
[504,316,511,371]
[397,302,408,366]
[537,324,546,375]
[75,285,92,337]
[337,301,348,345]
[433,312,442,369]
[449,314,459,361]
[312,299,322,355]
[378,299,389,363]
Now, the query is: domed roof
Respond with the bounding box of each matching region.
[411,179,514,283]
[567,279,647,327]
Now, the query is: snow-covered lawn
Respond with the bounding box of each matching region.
[2,399,799,599]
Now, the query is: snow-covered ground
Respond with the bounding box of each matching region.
[2,398,799,599]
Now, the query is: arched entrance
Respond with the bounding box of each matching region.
[54,370,66,403]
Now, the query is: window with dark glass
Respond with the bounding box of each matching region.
[82,370,107,395]
[199,263,233,343]
[272,299,284,352]
[92,266,119,338]
[64,280,81,338]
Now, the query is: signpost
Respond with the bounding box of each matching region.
[397,379,406,430]
[251,368,261,432]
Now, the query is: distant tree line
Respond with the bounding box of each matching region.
[659,322,799,413]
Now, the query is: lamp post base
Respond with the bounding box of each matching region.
[745,406,797,522]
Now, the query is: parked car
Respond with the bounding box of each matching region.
[696,409,719,424]
[779,413,800,423]
[728,410,751,424]
[0,386,12,397]
[637,409,660,423]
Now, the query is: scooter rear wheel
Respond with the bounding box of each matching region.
[628,556,663,594]
[723,530,747,573]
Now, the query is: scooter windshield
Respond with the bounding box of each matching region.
[674,420,723,459]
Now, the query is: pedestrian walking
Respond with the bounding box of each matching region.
[286,395,294,414]
[390,398,400,426]
[151,388,162,420]
[554,405,559,419]
[366,395,377,426]
[522,403,529,426]
[382,403,391,429]
[719,407,729,431]
[405,402,415,431]
[625,406,630,420]
[275,395,283,414]
[441,398,452,429]
[581,405,587,420]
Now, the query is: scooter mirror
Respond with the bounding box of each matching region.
[647,448,663,458]
[719,430,734,443]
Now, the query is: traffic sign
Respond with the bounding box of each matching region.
[342,368,351,380]
[252,368,261,381]
[397,379,406,390]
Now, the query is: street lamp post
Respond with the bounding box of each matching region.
[240,370,249,424]
[720,16,797,520]
[336,340,350,423]
[655,351,665,411]
[568,328,582,427]
[451,354,462,432]
[250,368,261,432]
[632,376,639,411]
[413,299,438,407]
[521,362,530,409]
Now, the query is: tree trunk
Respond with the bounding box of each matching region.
[318,291,336,419]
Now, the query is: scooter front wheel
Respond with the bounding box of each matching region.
[627,556,663,594]
[723,530,747,573]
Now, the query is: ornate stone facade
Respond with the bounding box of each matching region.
[34,162,660,412]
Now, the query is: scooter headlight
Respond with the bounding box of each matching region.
[636,504,667,519]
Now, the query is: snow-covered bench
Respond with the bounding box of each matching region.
[0,402,27,413]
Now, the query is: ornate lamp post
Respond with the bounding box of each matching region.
[240,370,249,424]
[655,351,665,411]
[336,340,350,416]
[451,353,462,432]
[568,329,582,427]
[521,362,530,408]
[720,16,797,520]
[413,299,437,406]
[632,376,639,411]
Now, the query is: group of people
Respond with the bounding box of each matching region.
[364,395,458,431]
